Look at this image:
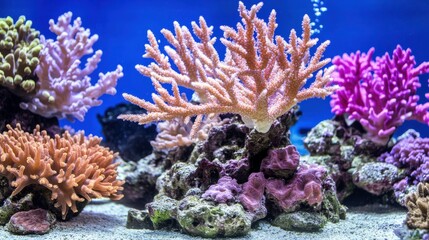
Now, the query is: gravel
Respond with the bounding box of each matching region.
[0,200,406,240]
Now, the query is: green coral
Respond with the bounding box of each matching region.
[0,16,42,93]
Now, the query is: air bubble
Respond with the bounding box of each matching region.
[310,0,327,35]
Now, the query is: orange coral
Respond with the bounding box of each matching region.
[0,124,124,219]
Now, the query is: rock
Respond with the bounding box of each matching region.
[304,120,342,155]
[272,211,327,232]
[146,195,178,229]
[320,179,347,223]
[0,193,34,225]
[126,209,154,229]
[97,103,157,162]
[176,196,251,238]
[119,154,164,204]
[6,208,56,235]
[156,162,198,199]
[352,162,402,195]
[0,86,60,137]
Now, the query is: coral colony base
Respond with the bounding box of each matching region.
[0,1,428,239]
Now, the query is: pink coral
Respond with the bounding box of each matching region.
[20,12,123,121]
[330,46,429,145]
[265,164,326,212]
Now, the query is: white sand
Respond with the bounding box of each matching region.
[0,200,406,240]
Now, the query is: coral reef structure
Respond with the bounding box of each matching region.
[121,2,346,237]
[127,112,345,237]
[0,124,124,220]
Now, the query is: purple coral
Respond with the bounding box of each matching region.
[239,172,266,212]
[20,12,123,121]
[202,176,241,203]
[265,164,327,212]
[330,45,429,145]
[378,136,429,185]
[260,145,300,179]
[6,209,56,235]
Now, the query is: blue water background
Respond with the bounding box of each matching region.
[1,0,428,145]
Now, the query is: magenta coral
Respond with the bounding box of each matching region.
[330,45,429,145]
[201,176,241,203]
[20,12,123,121]
[265,164,326,212]
[260,145,300,179]
[239,172,266,212]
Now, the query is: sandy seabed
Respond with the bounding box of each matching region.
[0,200,406,240]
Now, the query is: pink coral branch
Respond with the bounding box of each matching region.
[20,12,123,121]
[331,46,429,145]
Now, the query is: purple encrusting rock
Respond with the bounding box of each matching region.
[266,164,327,212]
[239,172,266,212]
[6,208,56,235]
[260,145,300,179]
[202,176,242,203]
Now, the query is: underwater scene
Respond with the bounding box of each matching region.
[0,0,428,239]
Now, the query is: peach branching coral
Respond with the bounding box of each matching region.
[150,116,228,150]
[0,124,124,219]
[119,2,335,133]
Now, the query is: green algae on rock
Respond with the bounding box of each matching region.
[176,196,251,238]
[272,211,328,232]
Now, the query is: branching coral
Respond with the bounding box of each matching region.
[0,16,42,94]
[0,124,124,219]
[150,116,227,151]
[330,46,429,145]
[378,135,429,202]
[19,12,123,121]
[119,1,335,133]
[406,182,429,229]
